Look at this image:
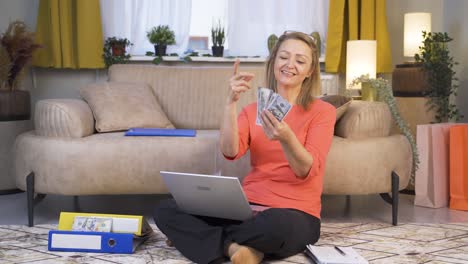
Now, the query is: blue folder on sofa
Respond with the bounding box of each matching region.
[125,128,196,137]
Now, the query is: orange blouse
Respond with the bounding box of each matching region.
[226,99,336,218]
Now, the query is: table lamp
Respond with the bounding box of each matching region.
[346,40,377,100]
[393,12,431,96]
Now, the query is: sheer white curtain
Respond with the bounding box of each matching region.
[227,0,329,57]
[100,0,192,55]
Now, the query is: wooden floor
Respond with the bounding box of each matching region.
[1,191,467,225]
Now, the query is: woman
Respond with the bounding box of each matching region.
[154,31,336,264]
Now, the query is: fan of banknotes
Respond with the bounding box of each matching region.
[256,87,292,125]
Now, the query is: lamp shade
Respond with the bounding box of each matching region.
[404,12,431,57]
[346,40,376,89]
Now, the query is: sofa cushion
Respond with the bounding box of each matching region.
[335,101,392,139]
[80,82,174,132]
[108,65,265,129]
[320,95,352,121]
[35,99,94,138]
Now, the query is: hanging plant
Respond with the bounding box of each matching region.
[351,75,420,185]
[415,31,463,122]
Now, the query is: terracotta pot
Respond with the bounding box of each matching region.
[0,90,31,121]
[111,44,126,56]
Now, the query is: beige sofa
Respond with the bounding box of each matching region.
[14,64,412,226]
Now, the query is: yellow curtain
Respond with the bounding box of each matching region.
[33,0,104,69]
[325,0,392,73]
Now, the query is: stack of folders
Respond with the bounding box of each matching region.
[48,212,153,254]
[306,245,368,264]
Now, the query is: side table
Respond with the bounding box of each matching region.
[0,120,32,194]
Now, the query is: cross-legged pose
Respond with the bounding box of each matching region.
[154,31,336,264]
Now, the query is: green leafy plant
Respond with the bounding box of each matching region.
[310,31,321,56]
[415,31,462,122]
[267,34,278,54]
[0,21,41,91]
[211,20,225,47]
[147,25,176,46]
[351,75,420,185]
[102,37,132,68]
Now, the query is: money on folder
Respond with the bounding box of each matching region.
[256,87,292,125]
[48,212,153,254]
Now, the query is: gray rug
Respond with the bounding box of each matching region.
[1,223,468,263]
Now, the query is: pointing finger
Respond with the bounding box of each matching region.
[233,59,240,76]
[233,72,255,81]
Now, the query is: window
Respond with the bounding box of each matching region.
[227,0,329,57]
[101,0,328,57]
[188,0,228,52]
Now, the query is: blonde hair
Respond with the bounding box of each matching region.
[265,31,321,110]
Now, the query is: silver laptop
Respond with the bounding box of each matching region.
[160,171,268,221]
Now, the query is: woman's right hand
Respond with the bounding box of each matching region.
[227,59,255,104]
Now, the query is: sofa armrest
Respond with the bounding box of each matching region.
[335,101,392,139]
[35,99,94,138]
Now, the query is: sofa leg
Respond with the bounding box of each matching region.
[73,196,81,212]
[26,172,46,227]
[379,171,399,226]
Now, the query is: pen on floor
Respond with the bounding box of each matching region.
[334,246,346,255]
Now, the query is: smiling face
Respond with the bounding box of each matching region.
[273,39,314,91]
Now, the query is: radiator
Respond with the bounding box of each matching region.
[320,73,340,95]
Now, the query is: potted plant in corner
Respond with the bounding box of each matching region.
[415,31,463,122]
[147,25,176,57]
[102,37,133,68]
[211,20,225,57]
[0,20,41,121]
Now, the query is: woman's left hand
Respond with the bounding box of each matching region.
[260,110,292,141]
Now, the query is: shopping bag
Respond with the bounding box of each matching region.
[449,125,468,210]
[414,123,454,208]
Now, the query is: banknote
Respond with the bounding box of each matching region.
[256,87,272,125]
[256,87,291,125]
[265,93,291,122]
[72,216,113,232]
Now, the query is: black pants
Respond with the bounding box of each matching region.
[153,199,321,264]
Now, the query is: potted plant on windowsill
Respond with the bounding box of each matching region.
[211,20,225,57]
[0,21,41,121]
[147,25,176,57]
[102,37,133,68]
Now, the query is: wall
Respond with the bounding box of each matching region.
[1,0,467,190]
[387,0,445,66]
[444,0,468,122]
[0,0,467,122]
[2,0,466,119]
[0,0,36,190]
[387,0,468,122]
